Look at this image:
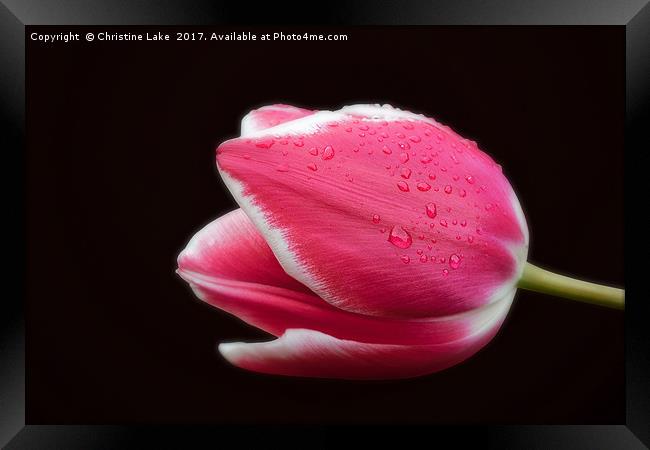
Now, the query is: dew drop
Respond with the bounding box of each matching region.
[449,254,461,269]
[388,225,413,249]
[397,181,410,192]
[425,202,437,218]
[400,255,411,264]
[465,175,475,184]
[459,189,467,198]
[420,254,428,263]
[382,145,392,155]
[400,168,412,179]
[309,147,319,156]
[372,214,381,223]
[400,152,410,164]
[416,249,423,255]
[428,172,436,181]
[460,219,467,227]
[307,162,318,171]
[322,145,335,160]
[417,182,431,192]
[243,154,250,160]
[420,156,432,164]
[409,135,422,143]
[439,219,448,227]
[293,140,304,147]
[276,163,289,172]
[255,138,274,149]
[444,185,452,194]
[442,269,449,276]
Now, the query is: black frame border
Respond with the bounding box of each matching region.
[2,1,648,448]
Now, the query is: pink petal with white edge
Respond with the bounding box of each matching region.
[240,104,314,136]
[177,208,516,346]
[216,104,529,318]
[218,297,511,380]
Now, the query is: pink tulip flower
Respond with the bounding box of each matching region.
[177,104,624,380]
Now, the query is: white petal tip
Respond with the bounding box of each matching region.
[218,341,244,363]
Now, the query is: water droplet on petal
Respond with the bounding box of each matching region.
[420,254,428,263]
[444,185,452,194]
[400,168,412,179]
[400,255,411,264]
[425,202,437,219]
[397,181,410,192]
[449,254,461,269]
[309,147,319,156]
[417,182,431,192]
[276,163,290,172]
[293,140,304,147]
[322,145,335,160]
[382,145,392,155]
[459,189,467,198]
[409,135,422,143]
[465,175,475,184]
[428,172,436,180]
[372,214,381,223]
[388,225,413,249]
[439,219,448,227]
[442,269,449,276]
[400,152,410,163]
[255,138,275,149]
[307,162,318,171]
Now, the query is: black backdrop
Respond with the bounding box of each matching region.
[26,26,624,423]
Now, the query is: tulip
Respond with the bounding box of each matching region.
[177,104,624,380]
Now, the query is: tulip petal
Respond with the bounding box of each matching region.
[178,209,517,346]
[240,104,314,136]
[218,298,511,380]
[178,208,310,294]
[216,104,529,318]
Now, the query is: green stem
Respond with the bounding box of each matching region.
[517,262,624,310]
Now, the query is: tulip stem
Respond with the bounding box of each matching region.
[517,262,624,310]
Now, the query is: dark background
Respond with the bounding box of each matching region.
[26,26,624,424]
